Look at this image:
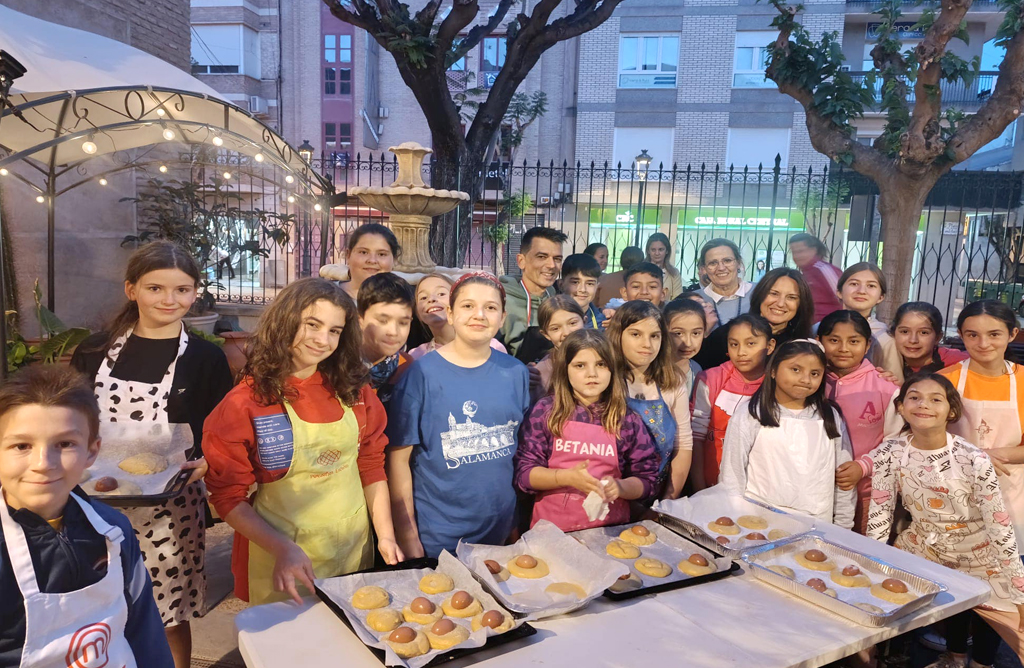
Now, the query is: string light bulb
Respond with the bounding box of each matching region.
[0,168,8,176]
[156,108,166,117]
[284,174,294,184]
[222,171,232,180]
[99,178,108,186]
[313,203,322,212]
[35,195,44,203]
[287,195,295,203]
[212,135,224,147]
[162,128,176,141]
[159,165,168,173]
[82,139,97,155]
[254,153,264,162]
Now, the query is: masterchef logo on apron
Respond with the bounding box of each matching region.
[66,622,112,668]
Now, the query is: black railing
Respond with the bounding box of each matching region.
[849,72,999,109]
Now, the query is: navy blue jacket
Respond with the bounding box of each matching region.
[0,488,173,667]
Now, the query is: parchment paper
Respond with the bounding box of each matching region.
[314,551,524,668]
[455,520,628,618]
[655,486,814,554]
[572,520,732,589]
[82,422,191,498]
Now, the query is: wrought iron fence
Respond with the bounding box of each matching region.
[204,152,1024,331]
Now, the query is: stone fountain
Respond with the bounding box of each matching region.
[319,142,469,280]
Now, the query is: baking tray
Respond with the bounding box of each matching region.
[570,520,740,600]
[314,556,536,668]
[85,467,192,507]
[742,534,946,627]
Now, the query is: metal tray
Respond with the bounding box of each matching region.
[314,558,536,668]
[742,534,947,627]
[85,467,191,507]
[570,520,740,600]
[656,509,810,559]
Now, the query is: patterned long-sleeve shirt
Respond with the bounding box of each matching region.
[514,397,660,502]
[866,433,1024,611]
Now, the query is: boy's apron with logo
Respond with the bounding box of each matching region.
[952,360,1024,553]
[531,419,628,531]
[0,492,137,668]
[248,400,372,604]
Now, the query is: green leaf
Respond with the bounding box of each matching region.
[39,327,91,363]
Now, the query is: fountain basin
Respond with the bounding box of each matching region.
[349,186,469,218]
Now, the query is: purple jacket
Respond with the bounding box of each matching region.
[514,397,661,502]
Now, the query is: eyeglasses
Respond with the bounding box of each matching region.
[704,257,737,270]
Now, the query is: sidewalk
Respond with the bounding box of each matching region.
[191,522,245,667]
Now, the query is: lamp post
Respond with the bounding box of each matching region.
[633,149,652,246]
[0,50,26,379]
[297,139,315,164]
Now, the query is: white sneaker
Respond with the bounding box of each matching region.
[924,654,968,668]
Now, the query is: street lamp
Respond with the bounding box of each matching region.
[298,139,315,164]
[633,149,652,246]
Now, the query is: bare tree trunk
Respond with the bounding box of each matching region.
[875,173,941,322]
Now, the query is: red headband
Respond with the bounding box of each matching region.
[450,271,506,306]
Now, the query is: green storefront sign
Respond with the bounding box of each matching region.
[678,207,806,231]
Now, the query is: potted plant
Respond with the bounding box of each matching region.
[5,280,91,372]
[121,177,292,333]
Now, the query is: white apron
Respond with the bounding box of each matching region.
[952,359,1024,553]
[745,410,836,522]
[0,492,138,668]
[92,325,206,625]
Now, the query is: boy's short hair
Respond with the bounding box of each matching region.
[561,253,601,280]
[0,366,100,441]
[357,272,414,316]
[619,246,644,271]
[539,294,586,331]
[623,262,664,285]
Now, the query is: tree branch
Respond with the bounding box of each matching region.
[437,0,481,54]
[903,0,972,164]
[414,0,444,30]
[948,28,1024,162]
[452,0,517,62]
[324,0,385,34]
[536,0,625,47]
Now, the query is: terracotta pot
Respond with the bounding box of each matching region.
[220,330,251,379]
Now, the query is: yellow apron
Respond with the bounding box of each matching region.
[247,400,373,604]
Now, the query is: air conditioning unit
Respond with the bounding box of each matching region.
[556,182,572,193]
[377,123,384,135]
[378,106,390,119]
[539,196,552,205]
[249,96,268,115]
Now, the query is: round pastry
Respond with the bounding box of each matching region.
[768,529,791,541]
[737,515,769,531]
[365,608,403,633]
[855,603,885,614]
[94,476,119,493]
[830,564,872,588]
[634,557,672,578]
[507,554,550,579]
[545,582,588,599]
[794,549,835,572]
[870,578,915,605]
[85,477,142,496]
[609,572,643,593]
[402,596,443,624]
[483,559,510,582]
[619,524,657,546]
[441,590,483,618]
[419,573,454,595]
[424,618,470,651]
[707,517,741,536]
[742,532,768,542]
[805,578,838,598]
[605,539,642,559]
[768,565,796,579]
[472,609,515,633]
[117,452,169,475]
[352,585,390,610]
[715,536,732,547]
[678,553,716,577]
[384,626,429,659]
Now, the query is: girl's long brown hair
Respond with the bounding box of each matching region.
[547,329,628,437]
[242,277,368,406]
[88,241,201,352]
[605,300,682,390]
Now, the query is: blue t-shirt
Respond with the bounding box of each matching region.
[386,350,530,557]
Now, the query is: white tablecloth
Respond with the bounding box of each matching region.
[235,522,991,668]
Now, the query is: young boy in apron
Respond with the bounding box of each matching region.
[0,366,172,667]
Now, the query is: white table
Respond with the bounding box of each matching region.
[235,522,990,668]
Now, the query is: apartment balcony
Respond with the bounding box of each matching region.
[447,70,471,92]
[849,71,999,112]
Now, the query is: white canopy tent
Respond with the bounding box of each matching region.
[0,5,332,321]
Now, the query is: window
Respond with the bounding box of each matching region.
[611,127,674,178]
[324,34,352,95]
[325,122,352,150]
[481,37,506,87]
[191,24,243,75]
[732,32,776,88]
[725,128,790,168]
[618,34,679,89]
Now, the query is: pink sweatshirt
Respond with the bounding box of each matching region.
[691,361,764,486]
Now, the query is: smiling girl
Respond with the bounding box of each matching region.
[832,263,902,380]
[939,299,1024,555]
[204,278,400,605]
[892,302,968,379]
[664,298,706,396]
[529,295,586,403]
[515,330,659,531]
[720,339,855,527]
[72,241,232,667]
[386,273,530,558]
[607,301,693,499]
[339,223,401,300]
[408,273,506,360]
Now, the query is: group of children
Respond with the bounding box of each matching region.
[2,225,1024,667]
